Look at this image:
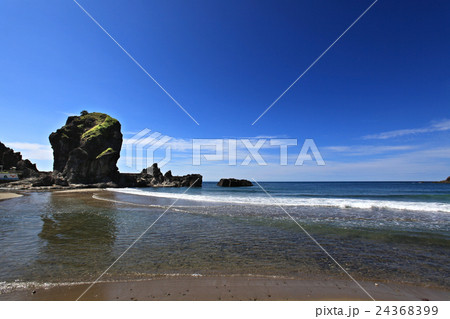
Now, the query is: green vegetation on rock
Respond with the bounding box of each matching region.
[80,113,119,142]
[96,147,114,159]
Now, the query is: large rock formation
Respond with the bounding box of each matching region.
[4,111,202,189]
[217,178,253,187]
[0,142,39,178]
[119,163,202,187]
[49,111,122,184]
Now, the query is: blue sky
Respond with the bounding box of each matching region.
[0,0,449,181]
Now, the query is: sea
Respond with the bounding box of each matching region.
[0,182,449,293]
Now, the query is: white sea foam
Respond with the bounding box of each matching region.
[107,188,450,213]
[1,274,303,294]
[0,280,90,294]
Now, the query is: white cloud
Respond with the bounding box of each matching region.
[187,146,450,181]
[117,139,450,180]
[362,119,450,140]
[323,145,416,156]
[123,136,291,153]
[60,112,78,117]
[3,142,53,161]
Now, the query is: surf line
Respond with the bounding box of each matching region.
[92,194,191,213]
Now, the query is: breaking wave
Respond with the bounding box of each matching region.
[107,188,450,213]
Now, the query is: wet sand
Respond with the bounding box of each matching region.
[0,276,448,301]
[0,192,23,201]
[53,188,106,194]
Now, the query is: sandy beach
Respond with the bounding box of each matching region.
[0,192,23,201]
[53,188,108,194]
[0,276,448,301]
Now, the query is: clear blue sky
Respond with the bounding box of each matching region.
[0,0,449,180]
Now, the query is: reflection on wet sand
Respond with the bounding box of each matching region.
[33,192,118,282]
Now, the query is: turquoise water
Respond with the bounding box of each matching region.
[0,182,449,292]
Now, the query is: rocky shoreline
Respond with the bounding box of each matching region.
[437,176,450,184]
[2,162,201,191]
[1,111,202,190]
[0,142,40,178]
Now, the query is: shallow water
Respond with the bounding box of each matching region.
[0,182,449,291]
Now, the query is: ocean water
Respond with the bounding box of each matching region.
[0,182,449,293]
[111,181,450,213]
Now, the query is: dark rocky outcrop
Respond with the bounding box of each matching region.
[3,111,202,189]
[437,176,450,184]
[49,112,122,184]
[119,163,202,188]
[169,174,202,187]
[217,178,253,187]
[31,173,55,187]
[0,142,39,178]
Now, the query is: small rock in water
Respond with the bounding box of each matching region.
[217,178,253,187]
